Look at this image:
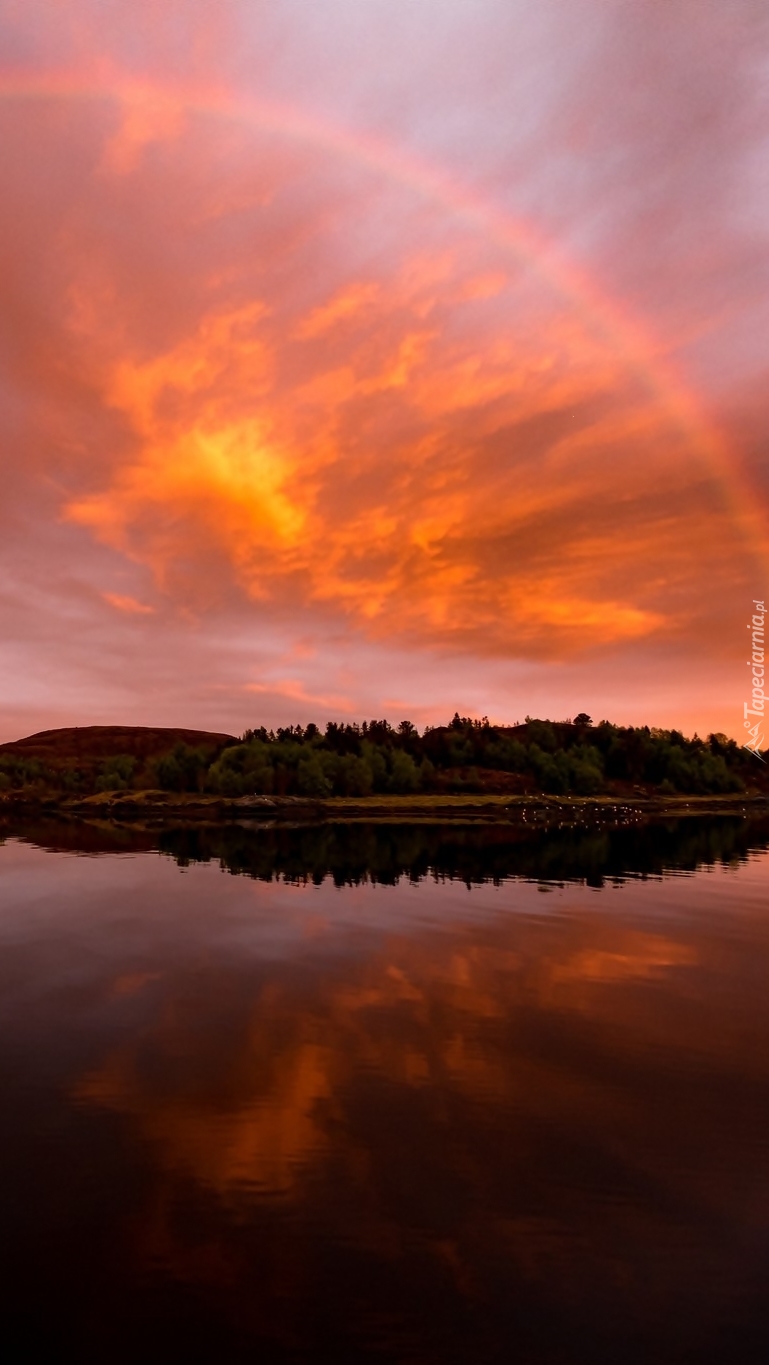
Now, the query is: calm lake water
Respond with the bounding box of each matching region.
[2,815,769,1363]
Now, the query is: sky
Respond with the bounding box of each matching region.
[0,0,767,743]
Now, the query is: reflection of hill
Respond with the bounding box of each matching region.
[0,817,161,856]
[5,814,769,884]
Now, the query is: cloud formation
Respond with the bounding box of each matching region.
[0,0,766,738]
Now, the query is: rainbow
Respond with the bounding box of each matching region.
[1,64,767,578]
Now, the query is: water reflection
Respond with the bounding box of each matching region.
[5,809,769,884]
[1,819,768,1362]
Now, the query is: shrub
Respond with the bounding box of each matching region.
[387,750,421,793]
[296,754,333,797]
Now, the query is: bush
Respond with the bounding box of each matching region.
[336,754,374,796]
[570,762,604,795]
[155,744,210,792]
[526,720,558,753]
[387,750,421,793]
[297,754,333,797]
[530,748,569,793]
[485,738,527,771]
[96,754,136,792]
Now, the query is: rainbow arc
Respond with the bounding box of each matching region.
[0,65,766,577]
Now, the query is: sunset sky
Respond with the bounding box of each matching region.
[0,0,767,743]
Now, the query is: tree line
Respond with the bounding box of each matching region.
[0,714,759,799]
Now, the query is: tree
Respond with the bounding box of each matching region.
[388,750,421,792]
[297,754,332,797]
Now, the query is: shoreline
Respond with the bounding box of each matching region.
[2,790,768,824]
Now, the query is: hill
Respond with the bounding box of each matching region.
[0,725,236,762]
[0,725,236,796]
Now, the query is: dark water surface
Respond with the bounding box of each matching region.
[2,815,769,1362]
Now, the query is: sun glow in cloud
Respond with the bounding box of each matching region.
[64,201,717,656]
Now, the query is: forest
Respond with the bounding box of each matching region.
[0,715,760,800]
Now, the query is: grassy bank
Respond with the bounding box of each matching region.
[3,788,767,824]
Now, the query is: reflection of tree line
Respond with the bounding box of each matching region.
[5,814,768,884]
[153,816,769,888]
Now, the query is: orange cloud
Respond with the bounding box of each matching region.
[64,248,726,661]
[296,281,380,338]
[102,592,156,615]
[246,679,356,712]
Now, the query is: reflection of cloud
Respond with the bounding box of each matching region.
[75,1024,334,1198]
[110,971,162,997]
[2,826,764,1357]
[550,936,697,985]
[74,920,701,1202]
[56,866,769,1351]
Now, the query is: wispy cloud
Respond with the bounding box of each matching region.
[102,592,155,615]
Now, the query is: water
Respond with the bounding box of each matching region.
[2,815,769,1362]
